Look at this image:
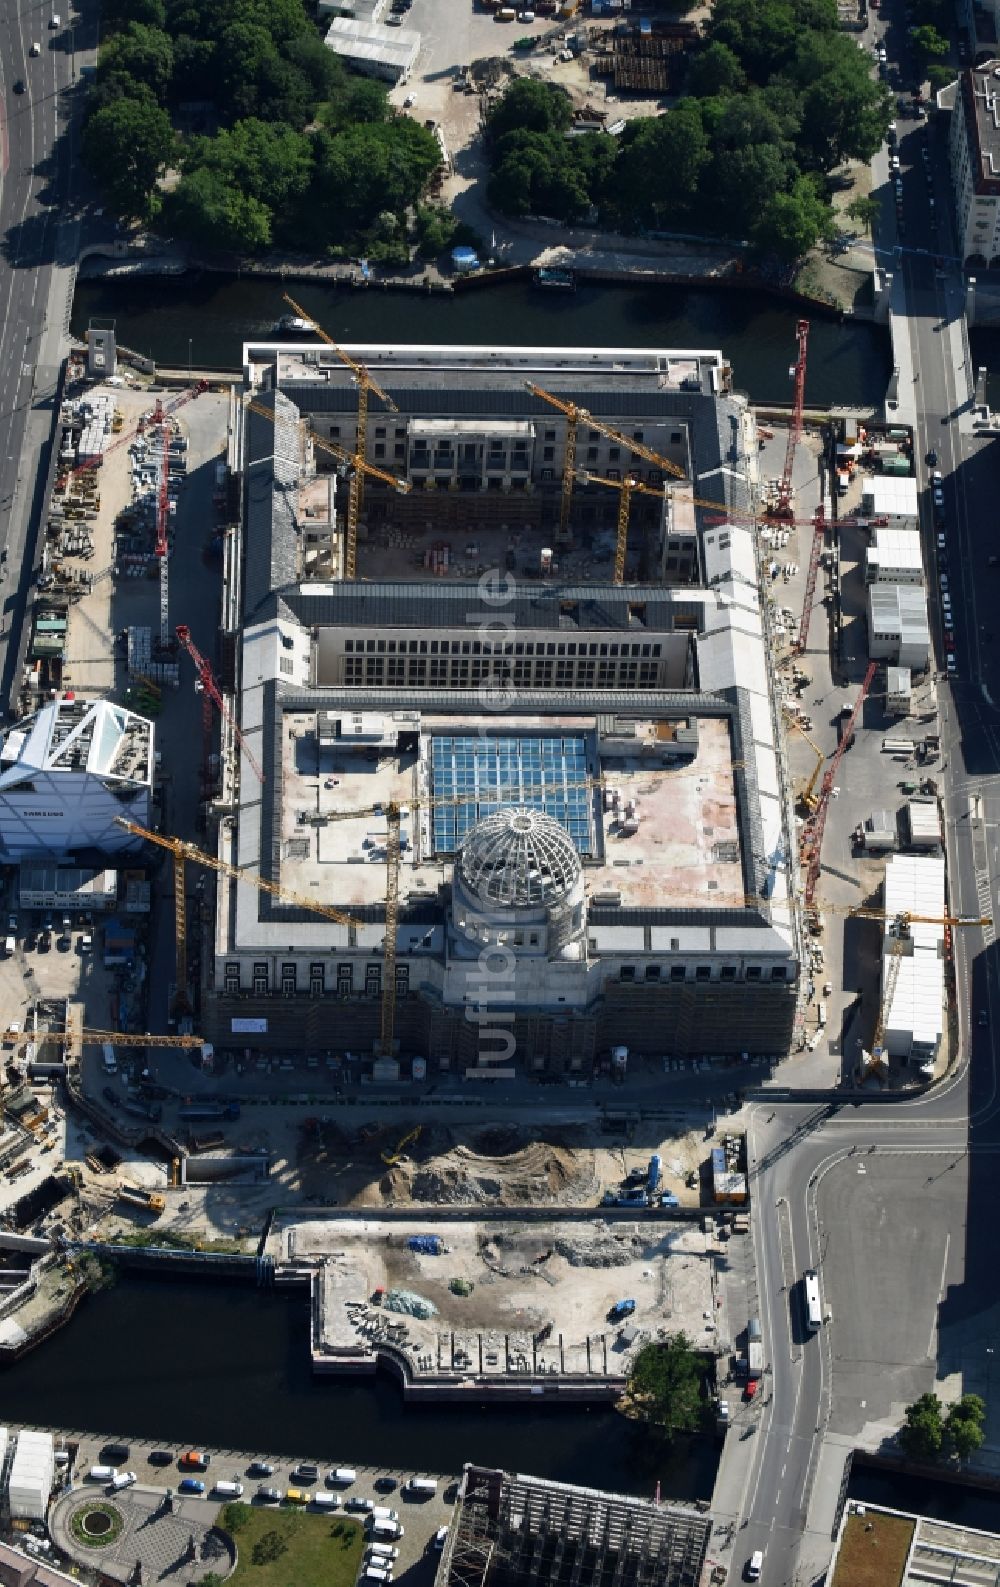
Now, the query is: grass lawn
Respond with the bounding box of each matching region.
[831,1510,915,1587]
[221,1503,366,1587]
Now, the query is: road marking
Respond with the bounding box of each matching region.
[857,1165,867,1174]
[927,1230,951,1360]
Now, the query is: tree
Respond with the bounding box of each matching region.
[83,92,175,218]
[311,119,440,242]
[846,192,880,234]
[486,77,573,142]
[165,165,273,250]
[98,21,175,99]
[713,143,793,235]
[623,1334,704,1440]
[102,0,167,28]
[612,102,709,227]
[220,1501,252,1533]
[687,40,746,97]
[753,173,831,258]
[945,1395,986,1462]
[790,34,893,167]
[900,1393,945,1460]
[186,118,312,215]
[909,23,948,72]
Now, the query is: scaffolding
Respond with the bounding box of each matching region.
[439,1466,711,1587]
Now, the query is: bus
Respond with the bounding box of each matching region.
[803,1269,822,1332]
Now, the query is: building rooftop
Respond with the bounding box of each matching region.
[0,698,152,789]
[862,476,919,517]
[868,527,924,571]
[259,711,746,938]
[323,15,420,71]
[961,63,1000,193]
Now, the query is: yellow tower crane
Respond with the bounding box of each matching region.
[281,294,399,577]
[577,471,669,584]
[526,381,687,579]
[243,395,411,580]
[1,1027,206,1048]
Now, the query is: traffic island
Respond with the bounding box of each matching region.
[69,1500,124,1548]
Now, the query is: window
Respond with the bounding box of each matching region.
[720,965,737,981]
[309,962,324,997]
[252,961,268,995]
[771,965,787,981]
[620,965,636,982]
[281,962,296,997]
[746,966,762,981]
[365,964,381,997]
[337,963,352,997]
[374,443,385,460]
[279,656,294,676]
[695,965,711,982]
[545,428,556,440]
[375,426,386,438]
[670,965,686,982]
[543,446,554,461]
[224,962,240,994]
[586,446,598,463]
[395,965,409,996]
[644,965,661,981]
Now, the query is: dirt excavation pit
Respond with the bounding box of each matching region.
[289,1215,721,1356]
[294,1120,712,1210]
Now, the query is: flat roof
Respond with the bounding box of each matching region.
[275,712,744,923]
[884,852,945,952]
[962,64,1000,192]
[863,476,919,515]
[323,15,420,67]
[869,527,924,569]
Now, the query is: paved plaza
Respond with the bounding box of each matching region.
[50,1484,233,1584]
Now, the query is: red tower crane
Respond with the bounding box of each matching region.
[175,624,265,790]
[770,319,809,522]
[800,660,877,906]
[67,380,209,484]
[795,506,826,654]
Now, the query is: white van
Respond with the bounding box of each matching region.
[102,1042,117,1075]
[89,1465,117,1482]
[110,1472,137,1491]
[214,1481,244,1497]
[364,1569,392,1585]
[404,1476,438,1496]
[311,1493,340,1510]
[370,1520,404,1541]
[3,936,14,957]
[747,1549,764,1581]
[372,1506,398,1523]
[330,1467,357,1485]
[369,1543,399,1561]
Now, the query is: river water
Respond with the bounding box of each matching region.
[71,274,892,408]
[0,1277,717,1498]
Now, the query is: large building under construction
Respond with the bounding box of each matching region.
[434,1465,710,1587]
[203,343,801,1072]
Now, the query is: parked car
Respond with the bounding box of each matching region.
[292,1464,319,1484]
[374,1476,397,1493]
[102,1086,120,1108]
[148,1450,173,1466]
[247,1461,274,1478]
[256,1486,283,1504]
[178,1478,205,1495]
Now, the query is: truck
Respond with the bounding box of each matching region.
[647,1154,662,1192]
[747,1341,764,1379]
[602,1188,649,1208]
[178,1101,240,1122]
[117,1184,166,1215]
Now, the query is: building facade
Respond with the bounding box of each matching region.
[948,62,1000,265]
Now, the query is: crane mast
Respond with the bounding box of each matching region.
[772,319,809,521]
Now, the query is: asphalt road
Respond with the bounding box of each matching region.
[0,0,87,709]
[726,27,1000,1584]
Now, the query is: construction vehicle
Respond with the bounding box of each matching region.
[782,709,825,815]
[117,1184,166,1215]
[770,320,809,521]
[381,1125,421,1167]
[280,295,400,578]
[527,381,685,565]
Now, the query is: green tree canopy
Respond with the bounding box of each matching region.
[612,102,709,226]
[686,40,746,97]
[165,164,273,250]
[623,1334,704,1440]
[753,173,831,257]
[311,119,440,243]
[82,91,175,218]
[102,0,167,27]
[909,23,948,71]
[945,1395,986,1462]
[846,193,880,234]
[98,21,175,99]
[900,1393,945,1460]
[486,77,573,141]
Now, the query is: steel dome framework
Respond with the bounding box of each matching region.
[457,806,582,911]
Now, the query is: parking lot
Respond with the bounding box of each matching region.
[48,1433,457,1583]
